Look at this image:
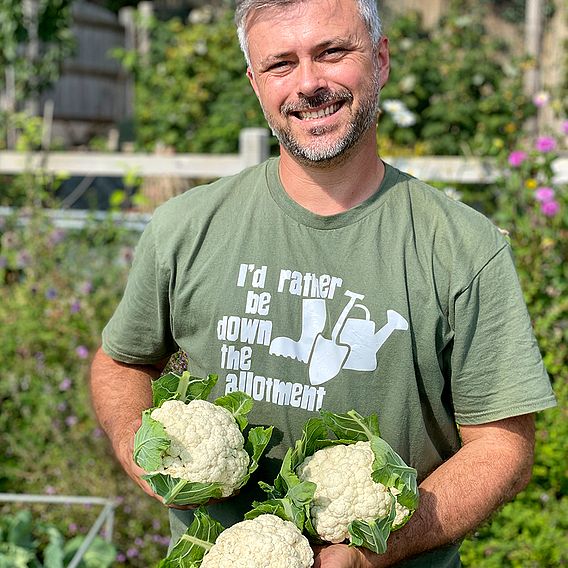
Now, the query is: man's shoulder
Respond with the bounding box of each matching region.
[387,163,504,239]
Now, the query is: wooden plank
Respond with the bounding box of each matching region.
[0,151,245,178]
[0,152,565,183]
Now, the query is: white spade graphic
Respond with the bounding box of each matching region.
[308,291,364,385]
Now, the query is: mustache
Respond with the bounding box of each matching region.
[280,89,353,115]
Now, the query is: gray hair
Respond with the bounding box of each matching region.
[235,0,383,67]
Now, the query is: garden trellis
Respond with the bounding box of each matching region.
[0,493,119,568]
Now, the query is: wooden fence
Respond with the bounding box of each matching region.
[1,128,566,184]
[1,127,567,231]
[37,1,131,147]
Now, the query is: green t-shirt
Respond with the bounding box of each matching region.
[102,158,555,567]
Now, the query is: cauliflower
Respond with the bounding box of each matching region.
[201,514,313,568]
[297,441,409,543]
[134,371,272,506]
[250,411,419,555]
[150,399,249,497]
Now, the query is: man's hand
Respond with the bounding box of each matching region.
[312,544,377,568]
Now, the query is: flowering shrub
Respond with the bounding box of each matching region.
[0,204,171,566]
[460,109,567,566]
[377,7,534,156]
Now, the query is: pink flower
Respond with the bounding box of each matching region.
[535,136,557,153]
[508,151,527,167]
[563,120,568,135]
[75,345,89,359]
[535,187,555,202]
[541,200,560,217]
[532,91,550,108]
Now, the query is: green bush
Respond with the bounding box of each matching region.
[378,7,534,156]
[114,7,268,154]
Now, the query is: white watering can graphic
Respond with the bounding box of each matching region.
[308,291,409,385]
[340,305,409,372]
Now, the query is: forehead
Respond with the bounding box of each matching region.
[246,0,368,57]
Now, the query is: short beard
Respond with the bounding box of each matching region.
[262,74,381,167]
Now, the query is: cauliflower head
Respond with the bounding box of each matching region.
[296,441,410,543]
[150,399,249,497]
[201,514,313,568]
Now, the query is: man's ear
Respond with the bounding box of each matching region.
[247,67,260,98]
[376,36,390,89]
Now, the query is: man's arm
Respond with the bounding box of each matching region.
[89,346,168,498]
[313,413,535,568]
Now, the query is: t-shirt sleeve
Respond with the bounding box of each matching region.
[102,221,178,364]
[450,245,556,425]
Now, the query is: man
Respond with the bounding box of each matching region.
[90,0,556,566]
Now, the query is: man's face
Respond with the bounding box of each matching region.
[245,0,389,166]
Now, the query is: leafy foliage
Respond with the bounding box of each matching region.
[0,510,116,567]
[113,7,268,153]
[378,7,534,156]
[0,0,75,148]
[157,508,223,568]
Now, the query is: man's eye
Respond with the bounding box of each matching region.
[322,48,345,57]
[269,61,290,70]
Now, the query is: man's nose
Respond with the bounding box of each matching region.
[296,60,326,97]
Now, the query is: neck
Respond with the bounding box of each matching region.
[278,129,384,216]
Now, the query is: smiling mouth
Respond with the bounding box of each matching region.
[296,102,342,121]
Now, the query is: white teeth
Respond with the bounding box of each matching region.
[298,103,339,120]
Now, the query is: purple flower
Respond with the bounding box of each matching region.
[126,547,139,558]
[70,300,81,314]
[59,377,72,391]
[45,288,57,300]
[535,136,557,153]
[48,229,66,246]
[68,523,78,534]
[75,345,89,359]
[92,427,103,439]
[535,187,555,203]
[508,151,527,167]
[541,200,560,217]
[65,415,78,427]
[45,486,56,495]
[0,256,6,269]
[79,281,93,295]
[57,402,68,412]
[116,553,126,563]
[135,537,144,546]
[16,250,32,269]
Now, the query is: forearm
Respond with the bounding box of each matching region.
[89,347,166,468]
[358,415,535,568]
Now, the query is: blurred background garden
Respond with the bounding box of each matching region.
[0,0,566,566]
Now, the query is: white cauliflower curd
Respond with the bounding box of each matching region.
[297,441,410,543]
[201,514,314,568]
[150,399,249,497]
